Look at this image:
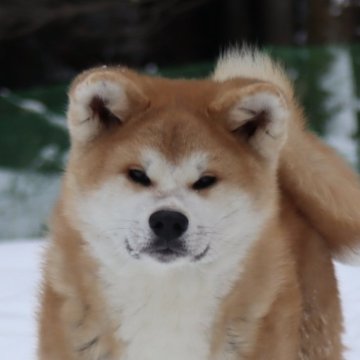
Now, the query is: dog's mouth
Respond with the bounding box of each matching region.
[125,239,210,263]
[193,245,210,261]
[145,246,187,263]
[144,237,188,263]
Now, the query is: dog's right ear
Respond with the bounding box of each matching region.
[67,68,149,143]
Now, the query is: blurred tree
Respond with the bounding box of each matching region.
[0,0,222,88]
[308,0,358,43]
[262,0,294,44]
[0,0,359,88]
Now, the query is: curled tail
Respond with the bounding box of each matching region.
[280,130,360,264]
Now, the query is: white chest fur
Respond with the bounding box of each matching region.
[121,276,213,360]
[99,261,241,360]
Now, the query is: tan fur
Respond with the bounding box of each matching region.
[281,125,360,262]
[38,51,359,359]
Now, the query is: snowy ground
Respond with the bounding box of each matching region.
[0,239,359,359]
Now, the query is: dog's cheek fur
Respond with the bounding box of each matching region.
[182,186,271,264]
[70,177,152,263]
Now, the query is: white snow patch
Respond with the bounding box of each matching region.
[0,170,60,238]
[0,240,359,360]
[46,113,67,128]
[0,240,44,360]
[0,90,66,129]
[322,47,358,166]
[17,100,47,114]
[336,262,360,360]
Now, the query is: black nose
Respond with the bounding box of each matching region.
[149,210,189,241]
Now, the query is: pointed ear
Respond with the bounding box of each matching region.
[67,68,149,143]
[210,82,290,163]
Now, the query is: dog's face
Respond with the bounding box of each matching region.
[64,68,289,270]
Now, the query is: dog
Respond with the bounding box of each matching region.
[38,48,360,360]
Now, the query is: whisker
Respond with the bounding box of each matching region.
[216,208,240,225]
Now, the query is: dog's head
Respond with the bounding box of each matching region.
[63,65,290,271]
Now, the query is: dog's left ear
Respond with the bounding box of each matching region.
[210,82,290,163]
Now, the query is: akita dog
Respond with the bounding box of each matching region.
[38,48,360,360]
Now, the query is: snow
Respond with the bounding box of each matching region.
[322,47,358,166]
[0,170,60,238]
[336,263,360,360]
[0,241,43,360]
[0,89,66,130]
[17,100,47,114]
[0,239,359,359]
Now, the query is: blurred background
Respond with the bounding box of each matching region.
[0,0,360,239]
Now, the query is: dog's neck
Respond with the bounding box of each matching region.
[89,237,251,360]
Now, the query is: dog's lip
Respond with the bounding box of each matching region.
[125,239,185,261]
[125,239,210,262]
[125,239,140,259]
[193,245,210,261]
[145,247,184,263]
[144,241,188,262]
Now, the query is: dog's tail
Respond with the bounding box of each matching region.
[213,46,294,98]
[213,46,360,265]
[280,130,360,265]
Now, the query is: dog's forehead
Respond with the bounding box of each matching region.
[141,148,209,190]
[141,76,218,106]
[139,97,214,164]
[134,105,220,164]
[142,148,209,173]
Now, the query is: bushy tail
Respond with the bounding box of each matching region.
[280,130,360,265]
[213,46,294,97]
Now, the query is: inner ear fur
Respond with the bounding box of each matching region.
[210,82,290,162]
[67,67,149,143]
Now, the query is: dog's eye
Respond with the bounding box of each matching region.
[192,176,217,191]
[128,169,152,187]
